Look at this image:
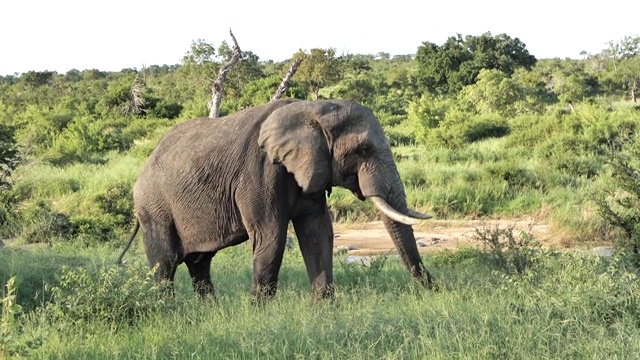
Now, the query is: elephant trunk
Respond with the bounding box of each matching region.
[360,161,434,289]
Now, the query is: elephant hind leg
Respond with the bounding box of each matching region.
[141,219,183,295]
[185,252,216,298]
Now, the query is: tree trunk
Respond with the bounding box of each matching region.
[271,58,303,102]
[208,29,241,118]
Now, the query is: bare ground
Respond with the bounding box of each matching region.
[333,218,552,256]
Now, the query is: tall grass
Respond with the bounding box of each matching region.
[2,243,640,358]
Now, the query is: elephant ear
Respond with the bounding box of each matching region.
[258,101,336,194]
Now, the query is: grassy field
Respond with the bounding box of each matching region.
[2,235,640,359]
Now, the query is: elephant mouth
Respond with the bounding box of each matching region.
[351,188,366,201]
[338,174,366,201]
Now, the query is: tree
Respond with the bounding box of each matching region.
[618,56,640,102]
[600,36,640,101]
[415,32,536,95]
[272,58,303,102]
[295,48,343,100]
[0,124,18,191]
[208,30,241,118]
[551,61,599,108]
[20,71,55,88]
[122,73,146,115]
[458,69,525,117]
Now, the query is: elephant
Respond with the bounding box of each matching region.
[117,99,434,300]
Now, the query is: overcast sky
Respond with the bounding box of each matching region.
[2,0,638,75]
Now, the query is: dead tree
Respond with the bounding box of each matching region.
[208,29,241,118]
[122,73,145,115]
[271,57,303,102]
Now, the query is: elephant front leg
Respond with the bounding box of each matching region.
[249,225,288,301]
[292,205,335,300]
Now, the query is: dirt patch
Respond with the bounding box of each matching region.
[333,219,551,256]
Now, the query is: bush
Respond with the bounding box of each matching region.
[427,114,510,149]
[16,200,71,244]
[1,277,40,358]
[44,116,135,165]
[473,224,541,275]
[147,100,183,120]
[45,262,170,327]
[69,216,116,245]
[484,162,544,192]
[595,133,640,266]
[94,182,133,226]
[0,124,19,236]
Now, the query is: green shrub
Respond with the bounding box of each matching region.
[1,277,40,358]
[473,224,541,275]
[147,100,183,120]
[595,133,640,266]
[424,113,510,149]
[45,262,170,327]
[16,200,71,244]
[44,116,135,165]
[69,216,116,245]
[484,162,545,192]
[94,182,134,228]
[462,115,510,143]
[383,125,415,147]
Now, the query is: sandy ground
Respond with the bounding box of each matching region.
[333,219,551,256]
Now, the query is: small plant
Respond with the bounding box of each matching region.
[45,261,169,327]
[0,277,40,360]
[473,224,541,275]
[337,254,389,288]
[1,277,25,359]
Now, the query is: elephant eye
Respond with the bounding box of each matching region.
[356,146,371,157]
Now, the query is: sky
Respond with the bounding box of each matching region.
[2,0,639,76]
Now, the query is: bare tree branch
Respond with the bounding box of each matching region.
[208,29,241,118]
[271,57,303,102]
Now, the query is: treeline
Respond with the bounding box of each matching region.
[0,32,638,153]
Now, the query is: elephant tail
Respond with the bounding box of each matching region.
[116,220,140,265]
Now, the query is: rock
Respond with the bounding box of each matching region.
[417,240,428,247]
[592,247,614,257]
[336,244,358,251]
[346,256,373,265]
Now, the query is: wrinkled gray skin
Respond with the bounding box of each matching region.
[118,99,433,300]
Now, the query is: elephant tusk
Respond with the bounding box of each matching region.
[406,208,433,220]
[370,196,418,225]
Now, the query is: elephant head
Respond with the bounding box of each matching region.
[258,100,434,288]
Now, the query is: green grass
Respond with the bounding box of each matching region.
[2,243,640,359]
[13,151,144,215]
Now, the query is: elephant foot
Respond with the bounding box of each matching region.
[192,280,216,300]
[251,284,278,306]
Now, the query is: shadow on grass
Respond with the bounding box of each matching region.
[0,247,100,311]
